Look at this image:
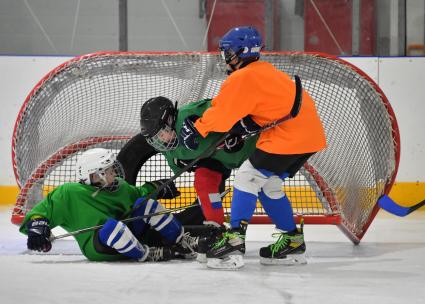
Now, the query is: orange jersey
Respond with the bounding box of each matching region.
[194,61,327,154]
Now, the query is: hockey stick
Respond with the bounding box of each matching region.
[50,188,231,241]
[378,195,425,217]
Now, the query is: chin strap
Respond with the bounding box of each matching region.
[226,60,241,75]
[90,179,120,197]
[226,56,259,75]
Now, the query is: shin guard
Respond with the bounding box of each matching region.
[230,188,258,229]
[259,191,296,232]
[194,167,224,224]
[99,218,149,261]
[133,197,183,243]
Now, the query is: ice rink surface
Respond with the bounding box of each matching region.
[0,206,424,304]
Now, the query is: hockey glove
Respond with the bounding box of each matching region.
[26,218,52,252]
[146,179,181,199]
[223,134,244,153]
[230,116,261,136]
[179,115,201,150]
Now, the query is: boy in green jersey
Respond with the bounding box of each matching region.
[139,96,258,226]
[20,148,198,262]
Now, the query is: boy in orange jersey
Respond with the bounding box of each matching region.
[179,26,327,269]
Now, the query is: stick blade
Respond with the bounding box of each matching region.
[378,195,410,217]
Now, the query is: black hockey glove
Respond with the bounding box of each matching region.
[223,134,244,153]
[146,179,181,199]
[230,115,261,136]
[26,218,52,252]
[179,115,201,151]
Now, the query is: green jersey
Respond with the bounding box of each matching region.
[19,178,155,261]
[164,99,258,173]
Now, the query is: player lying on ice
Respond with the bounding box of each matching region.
[179,26,327,269]
[139,95,258,261]
[19,148,201,262]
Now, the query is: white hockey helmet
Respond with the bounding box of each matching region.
[76,148,123,185]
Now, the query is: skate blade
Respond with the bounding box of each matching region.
[206,255,244,270]
[184,253,197,260]
[259,253,307,266]
[196,253,207,263]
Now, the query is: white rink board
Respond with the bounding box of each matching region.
[377,58,425,182]
[344,56,379,83]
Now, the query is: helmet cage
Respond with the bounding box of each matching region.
[146,124,179,152]
[90,161,125,188]
[220,48,244,65]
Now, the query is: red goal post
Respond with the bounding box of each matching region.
[10,51,400,244]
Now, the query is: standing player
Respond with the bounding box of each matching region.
[179,26,327,269]
[20,148,198,262]
[139,96,258,227]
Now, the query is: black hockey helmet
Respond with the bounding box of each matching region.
[140,96,179,151]
[140,96,177,137]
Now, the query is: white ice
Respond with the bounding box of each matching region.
[1,206,424,304]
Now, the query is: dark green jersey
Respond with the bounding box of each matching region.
[163,99,258,173]
[19,178,155,261]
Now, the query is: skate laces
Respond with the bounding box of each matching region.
[148,247,165,261]
[270,231,304,256]
[212,231,245,250]
[180,232,198,254]
[270,233,291,255]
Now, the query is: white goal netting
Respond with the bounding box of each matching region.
[11,52,399,243]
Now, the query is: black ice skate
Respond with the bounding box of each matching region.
[205,221,248,270]
[173,232,199,259]
[196,221,227,263]
[259,223,307,265]
[146,246,174,262]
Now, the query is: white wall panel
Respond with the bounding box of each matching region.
[0,56,72,184]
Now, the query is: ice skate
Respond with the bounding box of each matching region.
[196,221,227,263]
[146,246,174,262]
[173,232,199,259]
[259,225,306,265]
[205,221,247,270]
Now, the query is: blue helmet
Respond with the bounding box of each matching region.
[219,26,262,64]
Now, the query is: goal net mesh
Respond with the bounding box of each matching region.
[11,52,399,242]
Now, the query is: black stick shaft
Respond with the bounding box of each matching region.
[51,189,231,241]
[407,199,425,214]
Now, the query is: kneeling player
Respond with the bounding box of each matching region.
[139,96,258,227]
[19,148,198,262]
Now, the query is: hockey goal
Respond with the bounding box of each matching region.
[11,52,399,243]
